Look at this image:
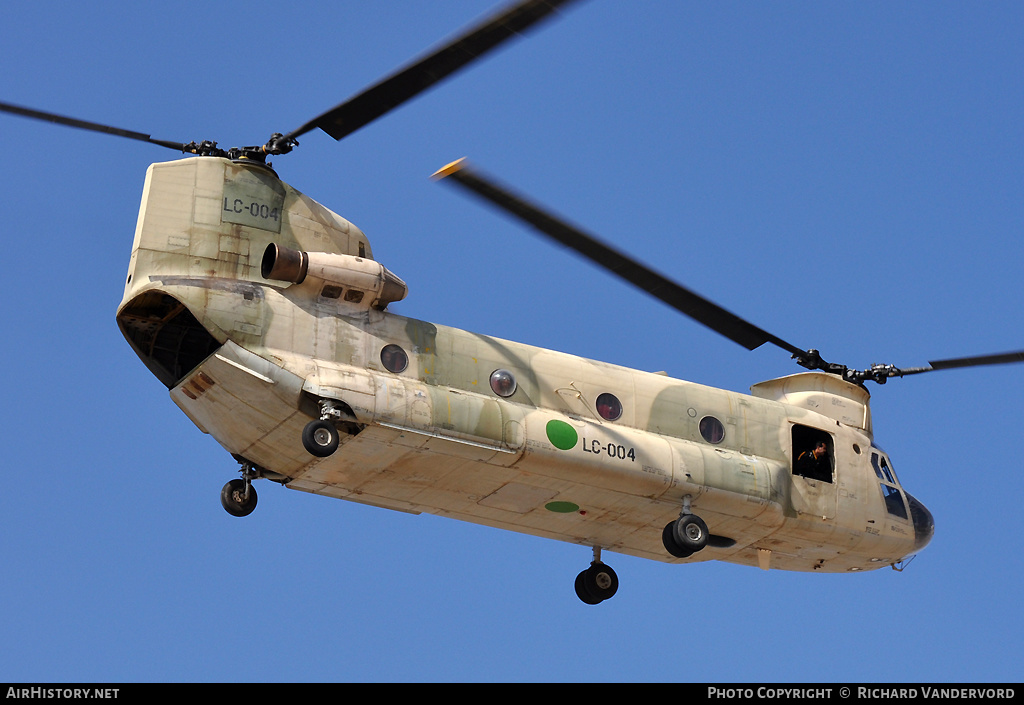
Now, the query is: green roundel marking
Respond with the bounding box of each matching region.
[545,501,580,514]
[545,420,578,450]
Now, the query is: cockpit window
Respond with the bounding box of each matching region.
[871,455,884,479]
[873,451,908,520]
[881,484,909,520]
[871,453,897,484]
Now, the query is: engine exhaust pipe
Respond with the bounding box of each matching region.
[260,243,407,309]
[262,243,309,284]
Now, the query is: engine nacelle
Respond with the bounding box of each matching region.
[261,243,407,310]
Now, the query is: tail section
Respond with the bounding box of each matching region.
[116,156,372,388]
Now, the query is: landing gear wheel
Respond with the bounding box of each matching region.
[221,478,258,517]
[575,562,618,604]
[303,419,340,457]
[662,521,693,558]
[674,514,709,553]
[574,571,603,605]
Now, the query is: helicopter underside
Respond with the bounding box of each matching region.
[157,333,898,576]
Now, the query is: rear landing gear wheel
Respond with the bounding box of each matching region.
[221,478,258,517]
[303,419,339,457]
[574,561,618,604]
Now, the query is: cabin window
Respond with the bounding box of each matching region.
[792,424,833,483]
[596,393,622,421]
[380,344,408,373]
[320,284,343,299]
[489,369,517,397]
[872,452,908,519]
[699,416,725,444]
[344,289,364,304]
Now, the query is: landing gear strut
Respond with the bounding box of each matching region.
[221,462,258,517]
[662,495,709,558]
[574,547,618,605]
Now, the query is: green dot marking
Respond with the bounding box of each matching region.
[545,419,578,450]
[545,501,580,514]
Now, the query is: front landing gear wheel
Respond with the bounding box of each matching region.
[574,571,602,605]
[303,419,340,457]
[221,478,258,517]
[574,562,619,604]
[674,514,709,553]
[662,521,693,558]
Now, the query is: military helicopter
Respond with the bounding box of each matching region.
[4,0,1023,605]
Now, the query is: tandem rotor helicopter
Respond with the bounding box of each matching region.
[5,0,1023,605]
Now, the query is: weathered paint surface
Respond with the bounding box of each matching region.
[118,158,930,573]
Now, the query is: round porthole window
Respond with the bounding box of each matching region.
[596,393,622,421]
[380,344,408,373]
[699,416,725,444]
[489,369,517,397]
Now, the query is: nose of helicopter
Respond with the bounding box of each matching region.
[905,492,935,551]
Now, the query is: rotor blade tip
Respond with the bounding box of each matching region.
[432,157,469,180]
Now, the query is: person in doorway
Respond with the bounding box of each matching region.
[796,441,831,481]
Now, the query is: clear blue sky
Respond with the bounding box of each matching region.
[2,0,1022,683]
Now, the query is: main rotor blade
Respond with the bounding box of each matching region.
[287,0,580,142]
[897,350,1024,376]
[0,100,189,152]
[433,158,807,356]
